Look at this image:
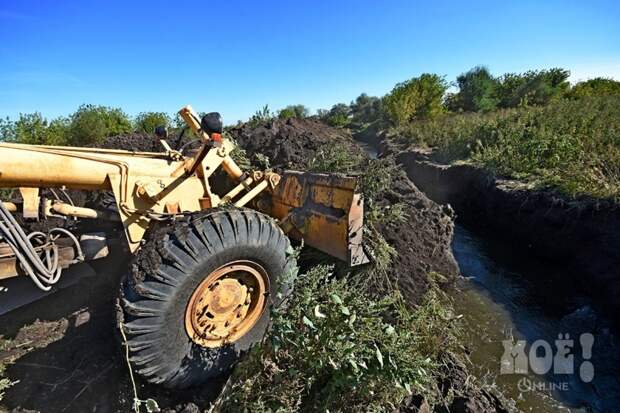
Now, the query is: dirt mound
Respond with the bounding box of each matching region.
[227,117,365,169]
[378,172,458,304]
[92,131,195,153]
[95,132,161,152]
[230,118,459,305]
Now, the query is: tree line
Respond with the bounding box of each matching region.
[318,67,620,128]
[0,105,172,146]
[1,66,619,146]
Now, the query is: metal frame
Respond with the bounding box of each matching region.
[0,104,368,271]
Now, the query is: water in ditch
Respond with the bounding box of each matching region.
[358,142,619,411]
[450,223,620,412]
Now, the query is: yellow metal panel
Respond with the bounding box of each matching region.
[264,171,368,266]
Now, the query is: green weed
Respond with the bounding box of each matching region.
[392,96,620,200]
[307,144,364,174]
[215,265,461,412]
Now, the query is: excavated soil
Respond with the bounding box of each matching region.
[228,118,459,305]
[91,132,193,153]
[1,121,465,412]
[228,117,366,168]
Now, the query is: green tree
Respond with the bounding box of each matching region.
[496,68,570,108]
[569,77,620,98]
[68,104,132,145]
[320,103,351,127]
[277,104,310,119]
[13,113,47,144]
[46,117,70,145]
[8,113,69,145]
[0,117,16,142]
[383,73,447,125]
[350,93,383,124]
[448,66,499,112]
[134,112,170,134]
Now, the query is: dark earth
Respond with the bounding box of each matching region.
[1,119,503,412]
[395,148,620,323]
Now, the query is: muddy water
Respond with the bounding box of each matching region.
[451,224,620,412]
[355,141,379,159]
[357,141,619,412]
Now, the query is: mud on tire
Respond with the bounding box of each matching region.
[119,208,297,388]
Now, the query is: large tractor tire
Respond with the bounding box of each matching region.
[119,208,297,388]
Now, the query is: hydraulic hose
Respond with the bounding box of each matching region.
[0,201,84,291]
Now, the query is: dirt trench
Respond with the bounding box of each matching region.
[394,148,620,321]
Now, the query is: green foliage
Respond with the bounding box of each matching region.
[1,113,70,145]
[448,66,499,113]
[278,104,310,120]
[383,73,447,125]
[0,340,15,401]
[0,376,11,402]
[134,111,170,134]
[248,104,273,127]
[350,93,384,125]
[569,77,620,98]
[319,103,351,128]
[229,145,252,171]
[495,68,570,108]
[0,117,16,141]
[68,104,132,145]
[394,96,620,199]
[217,265,459,412]
[307,143,364,174]
[0,189,14,201]
[12,113,47,144]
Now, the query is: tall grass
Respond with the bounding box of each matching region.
[392,96,620,199]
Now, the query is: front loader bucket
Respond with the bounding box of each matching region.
[263,171,369,266]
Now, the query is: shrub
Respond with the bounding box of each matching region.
[248,104,273,127]
[569,77,620,98]
[448,66,499,113]
[495,68,570,108]
[216,265,459,412]
[350,93,384,125]
[278,105,310,120]
[383,73,447,126]
[68,104,132,145]
[307,142,364,173]
[0,117,15,142]
[134,111,170,134]
[319,103,351,128]
[1,113,69,145]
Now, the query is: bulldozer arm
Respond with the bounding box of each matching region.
[262,171,369,266]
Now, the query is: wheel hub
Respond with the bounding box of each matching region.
[185,261,269,348]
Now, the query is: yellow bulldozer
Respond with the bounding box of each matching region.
[0,105,367,388]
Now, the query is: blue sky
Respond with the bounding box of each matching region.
[1,0,618,123]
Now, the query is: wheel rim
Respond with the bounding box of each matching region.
[185,260,270,348]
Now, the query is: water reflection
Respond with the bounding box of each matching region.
[451,224,620,412]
